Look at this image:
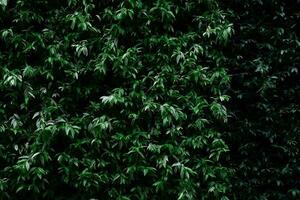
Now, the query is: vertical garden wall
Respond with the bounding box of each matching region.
[0,0,232,199]
[0,0,299,199]
[222,0,300,199]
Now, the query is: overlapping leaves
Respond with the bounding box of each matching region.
[0,0,232,199]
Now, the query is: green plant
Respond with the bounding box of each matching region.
[0,0,233,199]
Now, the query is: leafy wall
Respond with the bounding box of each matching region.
[223,0,300,199]
[0,0,299,199]
[0,0,232,199]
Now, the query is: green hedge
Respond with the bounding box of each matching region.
[223,1,300,199]
[0,0,299,199]
[0,0,233,199]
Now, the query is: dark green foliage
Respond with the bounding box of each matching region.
[0,0,232,199]
[0,0,299,199]
[222,0,300,199]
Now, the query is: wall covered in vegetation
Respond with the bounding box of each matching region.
[223,0,300,199]
[0,0,299,199]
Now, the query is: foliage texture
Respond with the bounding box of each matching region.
[223,0,300,199]
[0,0,299,200]
[0,0,233,199]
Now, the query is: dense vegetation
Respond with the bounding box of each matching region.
[224,1,300,199]
[0,0,299,199]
